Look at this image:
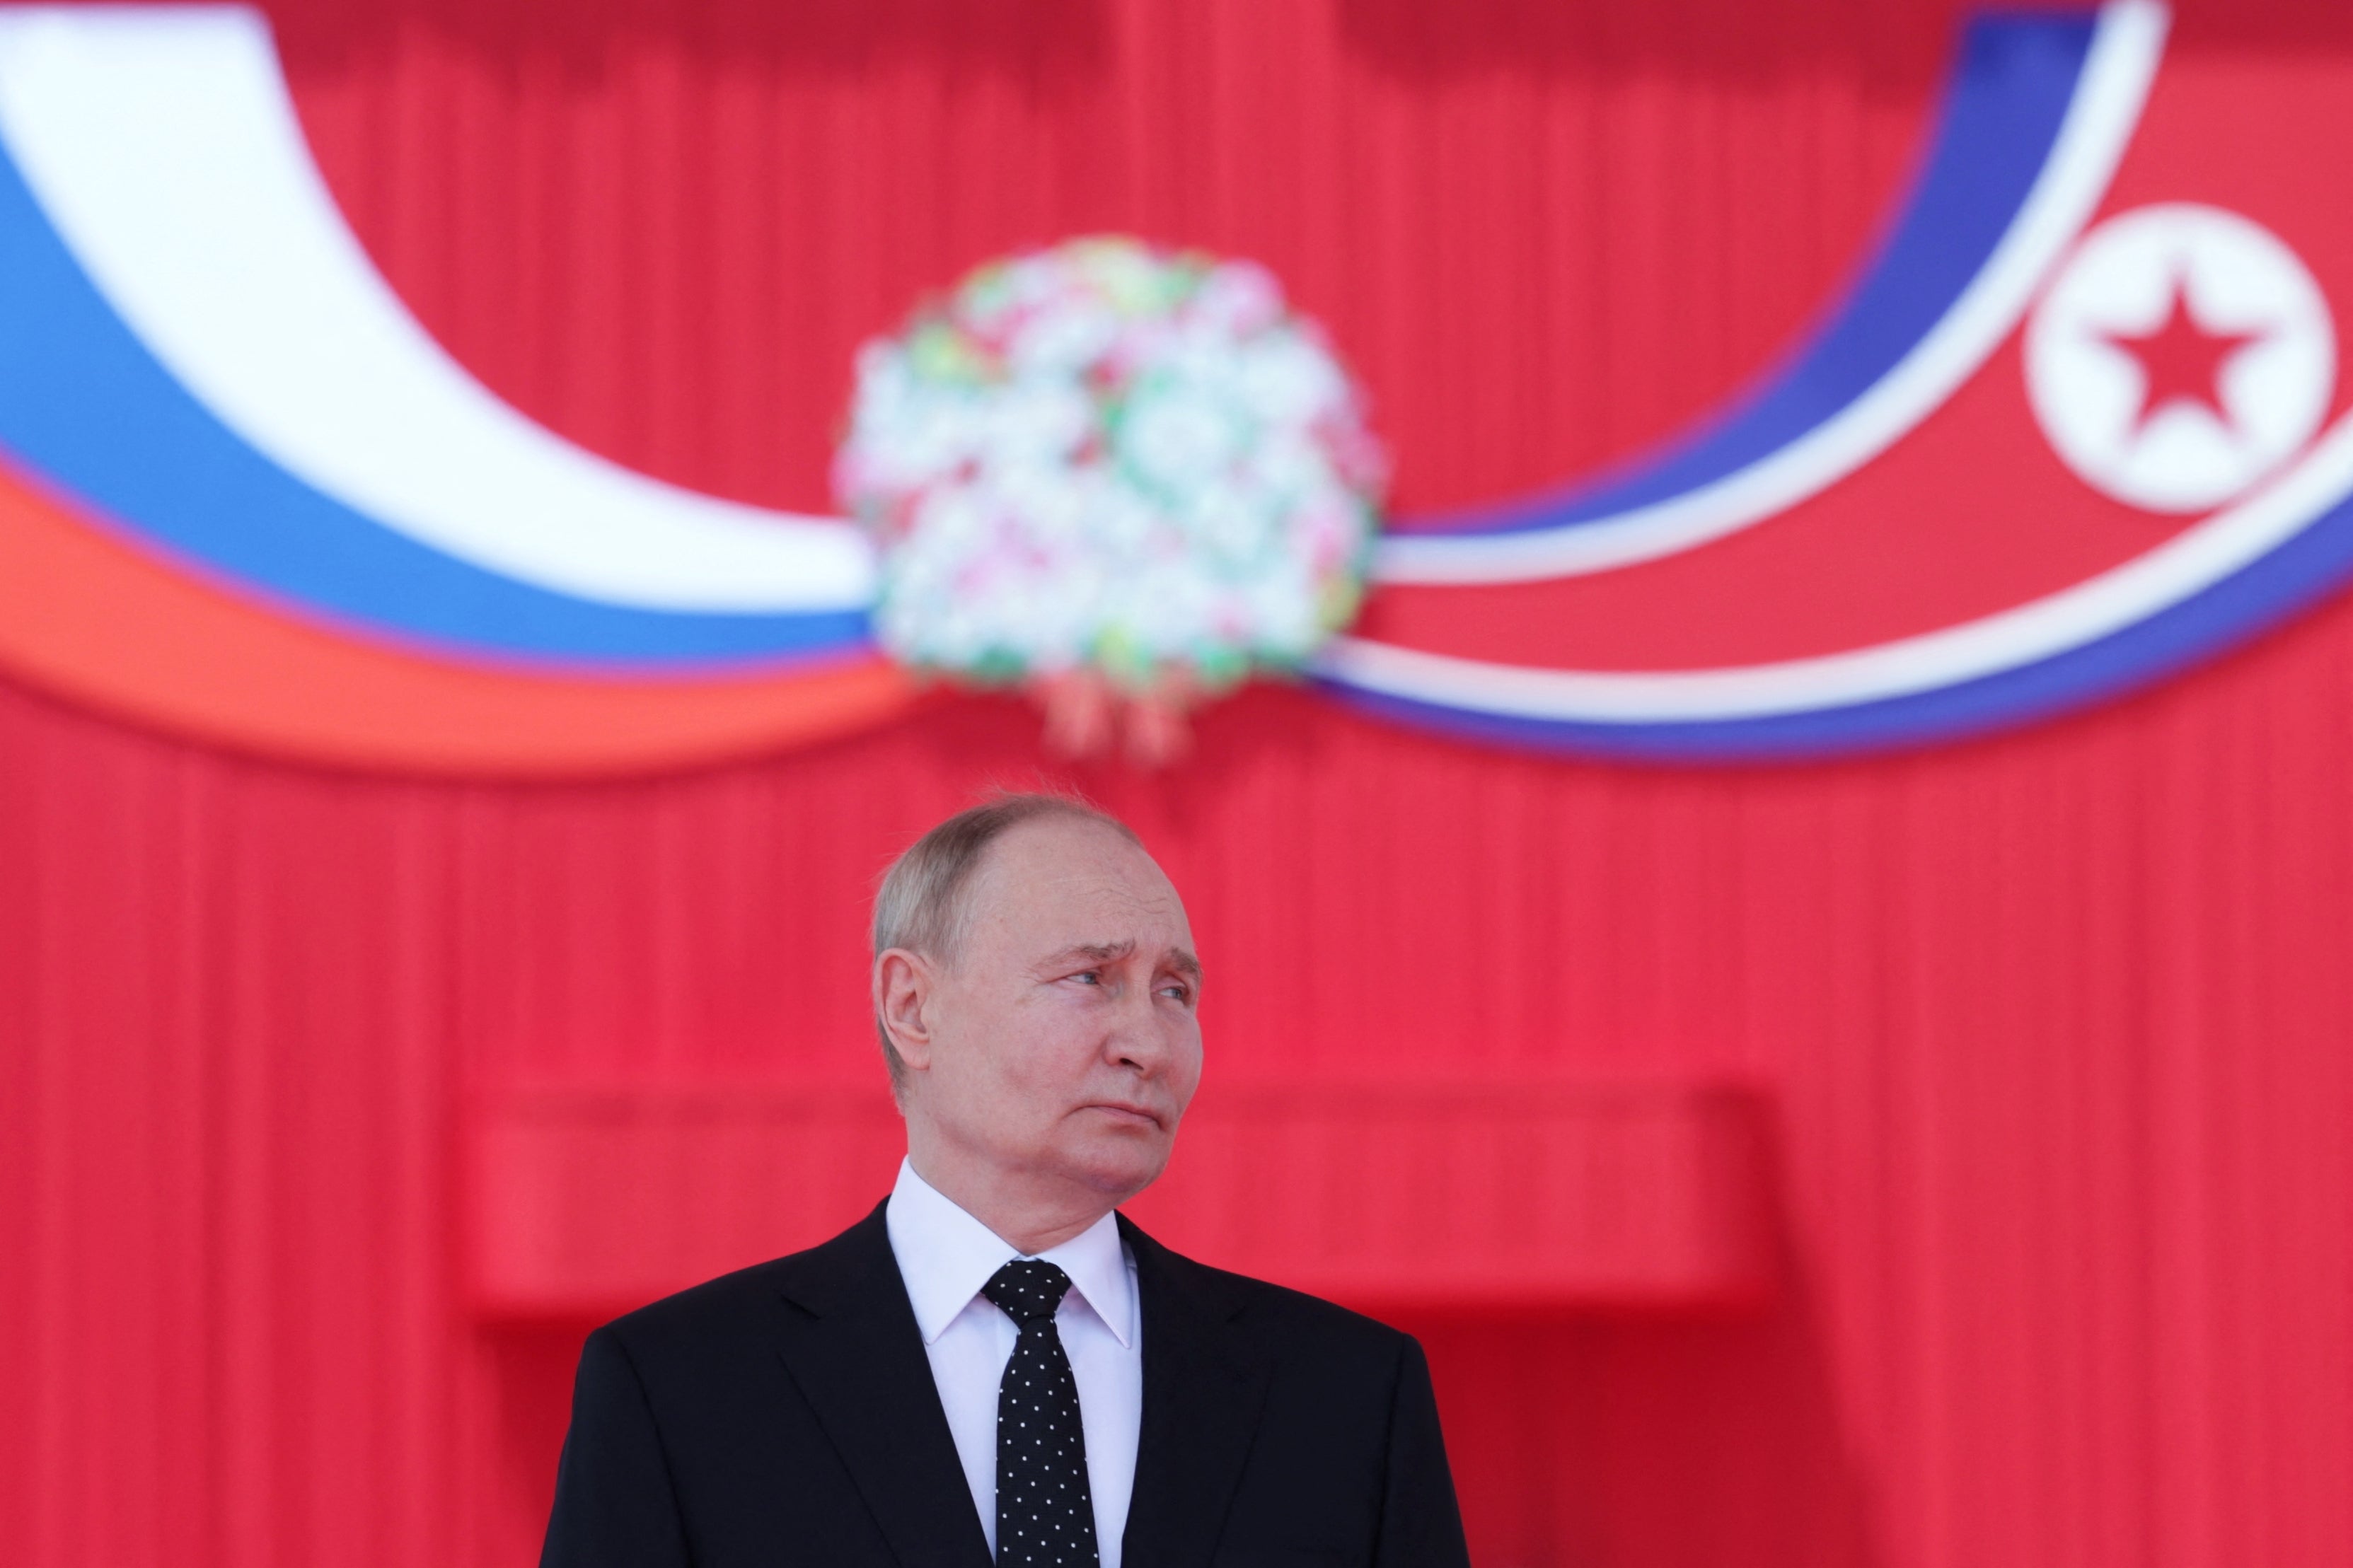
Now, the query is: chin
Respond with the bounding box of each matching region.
[1060,1132,1172,1204]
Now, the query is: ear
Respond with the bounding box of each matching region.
[873,947,940,1074]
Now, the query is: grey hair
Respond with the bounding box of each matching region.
[872,791,1141,1096]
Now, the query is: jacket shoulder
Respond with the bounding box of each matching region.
[1121,1216,1417,1363]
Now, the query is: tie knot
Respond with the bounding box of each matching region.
[982,1259,1073,1325]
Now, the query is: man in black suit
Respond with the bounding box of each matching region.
[541,793,1471,1567]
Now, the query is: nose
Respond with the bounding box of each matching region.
[1102,983,1175,1076]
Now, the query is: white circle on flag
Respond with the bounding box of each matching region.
[2025,203,2335,513]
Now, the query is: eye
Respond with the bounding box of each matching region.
[1069,969,1103,986]
[1157,980,1193,1006]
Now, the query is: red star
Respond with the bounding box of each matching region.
[2098,277,2266,434]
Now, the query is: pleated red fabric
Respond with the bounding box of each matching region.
[5,2,2352,1567]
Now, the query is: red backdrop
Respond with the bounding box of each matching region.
[6,1,2352,1566]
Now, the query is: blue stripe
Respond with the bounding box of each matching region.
[1325,487,2353,761]
[1389,11,2098,538]
[0,141,867,668]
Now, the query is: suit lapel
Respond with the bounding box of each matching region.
[770,1202,993,1568]
[1118,1216,1274,1568]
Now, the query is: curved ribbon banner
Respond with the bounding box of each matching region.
[0,1,2345,770]
[1324,0,2353,757]
[0,5,909,773]
[1371,2,2163,583]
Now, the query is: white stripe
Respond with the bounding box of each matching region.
[1319,406,2353,723]
[0,6,875,614]
[1371,0,2169,586]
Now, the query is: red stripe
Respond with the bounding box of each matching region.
[0,455,916,774]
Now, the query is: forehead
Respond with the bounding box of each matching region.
[963,816,1190,949]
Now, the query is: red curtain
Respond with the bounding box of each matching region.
[6,2,2353,1566]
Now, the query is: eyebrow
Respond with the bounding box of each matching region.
[1043,940,1204,985]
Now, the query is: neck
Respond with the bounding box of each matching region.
[904,1131,1119,1256]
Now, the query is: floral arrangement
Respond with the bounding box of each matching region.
[833,236,1386,763]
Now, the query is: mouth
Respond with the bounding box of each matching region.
[1084,1102,1164,1130]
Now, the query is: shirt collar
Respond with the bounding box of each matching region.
[885,1156,1134,1350]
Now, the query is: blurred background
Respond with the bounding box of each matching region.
[4,1,2351,1565]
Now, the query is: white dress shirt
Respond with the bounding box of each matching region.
[885,1158,1142,1567]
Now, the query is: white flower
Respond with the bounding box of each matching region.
[836,237,1385,692]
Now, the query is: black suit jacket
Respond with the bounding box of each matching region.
[540,1201,1471,1568]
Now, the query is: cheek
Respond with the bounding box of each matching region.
[985,997,1101,1098]
[1174,1022,1206,1092]
[1156,1010,1206,1090]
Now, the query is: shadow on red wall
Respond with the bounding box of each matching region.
[1399,1254,1876,1565]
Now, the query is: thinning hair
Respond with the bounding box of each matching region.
[871,791,1142,1095]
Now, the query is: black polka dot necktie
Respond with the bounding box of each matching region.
[981,1259,1099,1568]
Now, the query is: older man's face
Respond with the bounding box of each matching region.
[919,816,1203,1206]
